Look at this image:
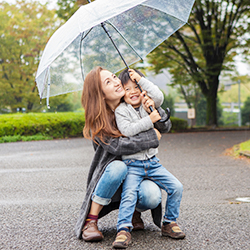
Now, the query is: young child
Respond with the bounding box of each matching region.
[112,69,185,249]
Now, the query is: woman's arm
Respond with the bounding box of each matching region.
[96,128,159,156]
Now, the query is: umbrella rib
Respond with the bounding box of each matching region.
[105,21,143,62]
[81,27,93,41]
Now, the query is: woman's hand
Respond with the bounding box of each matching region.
[128,69,142,83]
[154,128,162,141]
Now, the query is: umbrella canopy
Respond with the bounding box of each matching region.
[35,0,195,101]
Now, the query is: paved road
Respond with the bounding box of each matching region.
[0,131,249,250]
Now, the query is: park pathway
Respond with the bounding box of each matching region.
[0,130,249,249]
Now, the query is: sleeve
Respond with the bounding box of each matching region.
[96,128,159,156]
[115,105,153,137]
[154,107,172,133]
[138,77,164,108]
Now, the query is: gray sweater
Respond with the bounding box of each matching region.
[115,77,171,160]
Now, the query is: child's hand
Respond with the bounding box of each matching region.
[128,69,142,83]
[141,93,155,112]
[154,128,162,141]
[149,110,161,123]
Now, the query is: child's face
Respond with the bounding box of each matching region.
[123,80,142,108]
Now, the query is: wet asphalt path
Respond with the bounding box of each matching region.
[0,131,249,250]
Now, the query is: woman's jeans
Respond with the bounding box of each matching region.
[117,156,183,231]
[92,160,162,211]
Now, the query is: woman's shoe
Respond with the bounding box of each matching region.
[82,220,104,242]
[132,210,144,230]
[113,230,131,249]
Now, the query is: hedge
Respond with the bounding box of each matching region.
[170,116,188,132]
[0,112,85,138]
[0,112,187,139]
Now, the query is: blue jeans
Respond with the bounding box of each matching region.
[92,160,161,211]
[117,156,183,231]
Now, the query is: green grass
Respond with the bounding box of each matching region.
[0,134,53,143]
[238,140,250,151]
[232,140,250,157]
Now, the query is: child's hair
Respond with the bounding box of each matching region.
[118,69,145,86]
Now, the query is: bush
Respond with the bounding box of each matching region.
[0,112,85,138]
[170,117,188,132]
[242,96,250,125]
[0,112,187,142]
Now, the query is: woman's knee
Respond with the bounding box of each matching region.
[137,180,161,210]
[106,160,128,180]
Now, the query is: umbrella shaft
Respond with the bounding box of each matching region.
[101,22,129,70]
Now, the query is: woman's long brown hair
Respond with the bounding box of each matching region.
[81,66,122,143]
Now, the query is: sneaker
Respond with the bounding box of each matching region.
[113,230,131,249]
[132,210,144,230]
[161,222,185,239]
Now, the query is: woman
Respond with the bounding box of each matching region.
[75,66,169,241]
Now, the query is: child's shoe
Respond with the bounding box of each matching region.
[161,222,185,239]
[113,230,131,249]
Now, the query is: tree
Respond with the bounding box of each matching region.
[241,96,250,125]
[0,1,59,112]
[161,91,175,117]
[196,95,223,126]
[148,0,250,126]
[56,0,89,21]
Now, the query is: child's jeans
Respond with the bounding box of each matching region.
[117,156,183,231]
[92,160,162,210]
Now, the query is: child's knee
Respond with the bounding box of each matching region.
[175,181,183,194]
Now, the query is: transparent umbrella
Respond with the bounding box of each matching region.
[35,0,195,107]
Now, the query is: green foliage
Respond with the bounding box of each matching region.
[222,112,238,126]
[161,91,175,117]
[148,0,250,126]
[0,112,85,138]
[170,117,188,132]
[241,96,250,125]
[56,0,89,21]
[0,134,53,143]
[219,80,250,104]
[196,97,207,126]
[196,96,223,126]
[0,112,187,142]
[45,92,82,112]
[0,1,60,112]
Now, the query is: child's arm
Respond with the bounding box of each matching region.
[142,93,171,133]
[129,69,163,108]
[115,104,154,137]
[138,77,163,108]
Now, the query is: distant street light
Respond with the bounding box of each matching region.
[238,80,241,127]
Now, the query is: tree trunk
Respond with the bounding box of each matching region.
[205,77,219,127]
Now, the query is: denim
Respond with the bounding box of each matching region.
[117,156,183,230]
[92,160,162,210]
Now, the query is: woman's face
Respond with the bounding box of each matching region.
[100,70,125,109]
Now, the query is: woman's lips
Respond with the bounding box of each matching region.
[116,86,123,92]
